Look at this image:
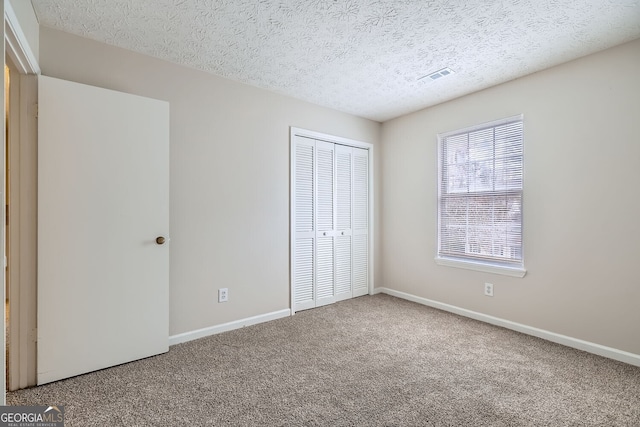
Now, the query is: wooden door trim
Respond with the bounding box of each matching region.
[4,1,40,399]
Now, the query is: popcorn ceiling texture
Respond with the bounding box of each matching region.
[31,0,640,121]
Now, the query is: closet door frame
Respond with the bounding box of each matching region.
[290,127,374,314]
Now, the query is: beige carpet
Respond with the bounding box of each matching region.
[7,294,640,426]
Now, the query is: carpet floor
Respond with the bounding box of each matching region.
[7,294,640,426]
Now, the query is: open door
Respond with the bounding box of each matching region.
[37,75,170,385]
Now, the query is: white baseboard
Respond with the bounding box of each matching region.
[375,287,640,368]
[169,308,291,346]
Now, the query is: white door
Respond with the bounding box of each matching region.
[37,75,170,385]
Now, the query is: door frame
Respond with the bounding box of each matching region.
[4,0,40,399]
[289,127,375,314]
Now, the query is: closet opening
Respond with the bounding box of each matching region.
[290,128,374,314]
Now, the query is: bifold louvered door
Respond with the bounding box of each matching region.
[352,147,369,297]
[292,133,369,313]
[292,137,316,311]
[334,144,353,302]
[315,140,336,307]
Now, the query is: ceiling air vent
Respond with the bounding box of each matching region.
[419,67,455,82]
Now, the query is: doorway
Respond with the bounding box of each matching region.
[4,56,38,392]
[3,2,41,400]
[290,127,374,314]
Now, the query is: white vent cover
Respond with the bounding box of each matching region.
[419,67,455,82]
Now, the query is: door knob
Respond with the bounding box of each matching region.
[156,236,166,245]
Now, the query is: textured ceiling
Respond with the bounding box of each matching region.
[31,0,640,122]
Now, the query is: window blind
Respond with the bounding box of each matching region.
[438,115,524,266]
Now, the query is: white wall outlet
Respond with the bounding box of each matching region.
[218,288,228,303]
[484,283,494,297]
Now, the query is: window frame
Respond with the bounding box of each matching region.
[435,115,526,278]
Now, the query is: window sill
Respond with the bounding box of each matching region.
[435,257,526,278]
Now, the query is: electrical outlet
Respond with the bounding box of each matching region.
[218,288,228,303]
[484,283,494,297]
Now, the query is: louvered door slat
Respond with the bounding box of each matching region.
[295,144,314,233]
[294,238,314,304]
[316,142,334,232]
[353,234,368,295]
[336,148,352,230]
[353,149,368,231]
[335,234,351,299]
[316,236,335,304]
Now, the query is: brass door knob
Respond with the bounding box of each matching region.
[156,236,166,245]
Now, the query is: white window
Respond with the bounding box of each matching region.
[436,115,525,277]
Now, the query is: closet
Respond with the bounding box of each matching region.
[291,128,371,313]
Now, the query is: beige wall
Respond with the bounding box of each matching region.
[381,39,640,355]
[37,25,640,356]
[39,27,382,336]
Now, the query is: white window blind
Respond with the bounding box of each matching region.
[437,115,524,269]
